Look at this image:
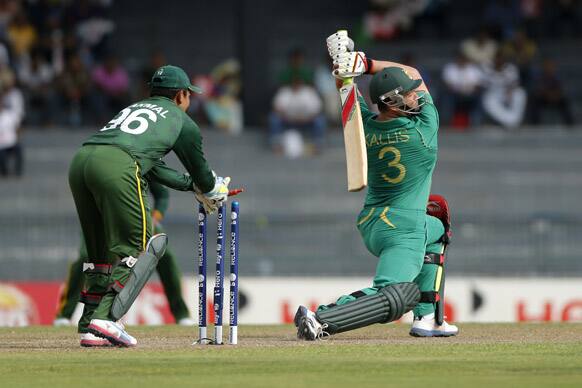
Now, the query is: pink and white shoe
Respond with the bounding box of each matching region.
[80,332,112,347]
[88,319,137,347]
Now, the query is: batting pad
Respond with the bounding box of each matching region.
[316,282,420,334]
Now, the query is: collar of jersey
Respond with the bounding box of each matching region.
[368,115,411,129]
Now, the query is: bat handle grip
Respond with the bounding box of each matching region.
[341,77,353,87]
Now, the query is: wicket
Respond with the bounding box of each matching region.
[196,201,240,345]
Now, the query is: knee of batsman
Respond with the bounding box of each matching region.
[378,282,421,322]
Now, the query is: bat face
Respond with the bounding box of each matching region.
[339,81,367,192]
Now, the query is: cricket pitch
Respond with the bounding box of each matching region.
[2,324,582,387]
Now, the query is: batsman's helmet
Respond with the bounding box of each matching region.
[369,67,423,113]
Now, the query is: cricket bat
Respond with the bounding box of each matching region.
[339,78,367,192]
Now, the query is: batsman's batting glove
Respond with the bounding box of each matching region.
[332,51,369,79]
[194,173,231,214]
[326,31,355,60]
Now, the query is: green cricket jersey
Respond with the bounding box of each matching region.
[84,96,214,193]
[359,92,439,210]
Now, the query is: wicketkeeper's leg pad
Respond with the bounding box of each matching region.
[315,282,420,335]
[110,234,167,320]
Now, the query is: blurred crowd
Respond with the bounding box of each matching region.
[0,0,119,177]
[0,0,580,168]
[267,0,581,156]
[360,0,579,129]
[361,0,581,41]
[0,0,118,129]
[439,26,575,130]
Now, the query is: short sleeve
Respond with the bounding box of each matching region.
[172,115,215,193]
[357,94,376,126]
[415,92,439,149]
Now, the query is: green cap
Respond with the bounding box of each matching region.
[369,67,422,104]
[150,65,202,93]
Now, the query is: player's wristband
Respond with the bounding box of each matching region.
[365,58,374,74]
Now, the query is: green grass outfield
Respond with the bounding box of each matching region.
[1,324,582,388]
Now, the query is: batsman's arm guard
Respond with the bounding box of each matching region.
[315,282,420,335]
[110,233,167,321]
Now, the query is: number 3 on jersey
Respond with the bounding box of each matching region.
[379,146,406,184]
[101,108,158,135]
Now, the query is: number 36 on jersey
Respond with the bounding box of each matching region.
[101,103,170,135]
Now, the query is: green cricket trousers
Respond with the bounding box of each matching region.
[69,144,152,332]
[319,206,445,318]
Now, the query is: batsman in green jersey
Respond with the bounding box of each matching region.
[54,180,194,332]
[295,31,458,340]
[68,65,231,347]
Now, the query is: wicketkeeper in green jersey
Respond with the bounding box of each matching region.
[54,180,195,333]
[295,31,458,340]
[68,65,231,347]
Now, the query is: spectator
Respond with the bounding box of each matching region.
[461,27,498,66]
[519,0,543,38]
[63,0,114,62]
[139,49,166,99]
[204,58,243,134]
[0,40,11,71]
[269,75,325,155]
[7,11,37,64]
[57,52,93,126]
[91,53,129,122]
[278,48,313,85]
[0,0,18,33]
[18,49,57,126]
[412,0,451,38]
[362,0,426,41]
[31,7,65,76]
[440,51,483,127]
[0,70,25,177]
[481,51,527,129]
[528,58,575,126]
[483,0,521,40]
[501,29,537,88]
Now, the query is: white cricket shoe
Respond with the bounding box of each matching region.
[294,305,328,341]
[53,318,71,327]
[80,332,112,347]
[88,319,137,347]
[177,317,196,326]
[409,313,459,337]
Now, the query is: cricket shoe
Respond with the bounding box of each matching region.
[53,317,71,327]
[409,313,458,337]
[294,306,328,341]
[80,332,113,347]
[88,319,137,347]
[177,317,196,326]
